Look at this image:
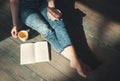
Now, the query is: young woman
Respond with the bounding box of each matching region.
[10,0,90,77]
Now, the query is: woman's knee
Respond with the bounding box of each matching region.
[20,12,53,38]
[37,24,53,37]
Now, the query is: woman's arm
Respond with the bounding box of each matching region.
[10,0,20,38]
[10,0,20,26]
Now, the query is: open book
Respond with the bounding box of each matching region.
[20,41,50,65]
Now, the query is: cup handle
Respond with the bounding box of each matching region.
[26,29,30,32]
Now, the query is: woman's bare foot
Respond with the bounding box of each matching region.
[61,46,92,77]
[70,59,92,77]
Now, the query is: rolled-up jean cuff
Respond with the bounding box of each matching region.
[59,44,72,53]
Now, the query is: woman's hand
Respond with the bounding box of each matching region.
[11,25,18,38]
[47,7,62,21]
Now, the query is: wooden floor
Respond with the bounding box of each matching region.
[0,0,120,81]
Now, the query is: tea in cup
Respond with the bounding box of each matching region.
[18,30,28,42]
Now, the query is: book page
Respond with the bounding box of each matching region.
[20,43,35,65]
[34,41,50,62]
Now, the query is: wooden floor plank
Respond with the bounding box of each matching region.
[0,71,16,81]
[0,37,46,81]
[48,50,82,81]
[27,63,72,81]
[0,52,46,81]
[0,37,72,81]
[74,1,120,81]
[75,1,120,61]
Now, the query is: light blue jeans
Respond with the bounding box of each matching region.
[20,0,72,53]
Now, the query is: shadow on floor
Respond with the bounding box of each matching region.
[77,0,120,22]
[56,0,101,69]
[0,0,11,41]
[56,0,120,81]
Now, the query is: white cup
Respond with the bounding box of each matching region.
[18,30,28,42]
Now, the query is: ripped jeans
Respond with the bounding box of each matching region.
[20,0,72,53]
